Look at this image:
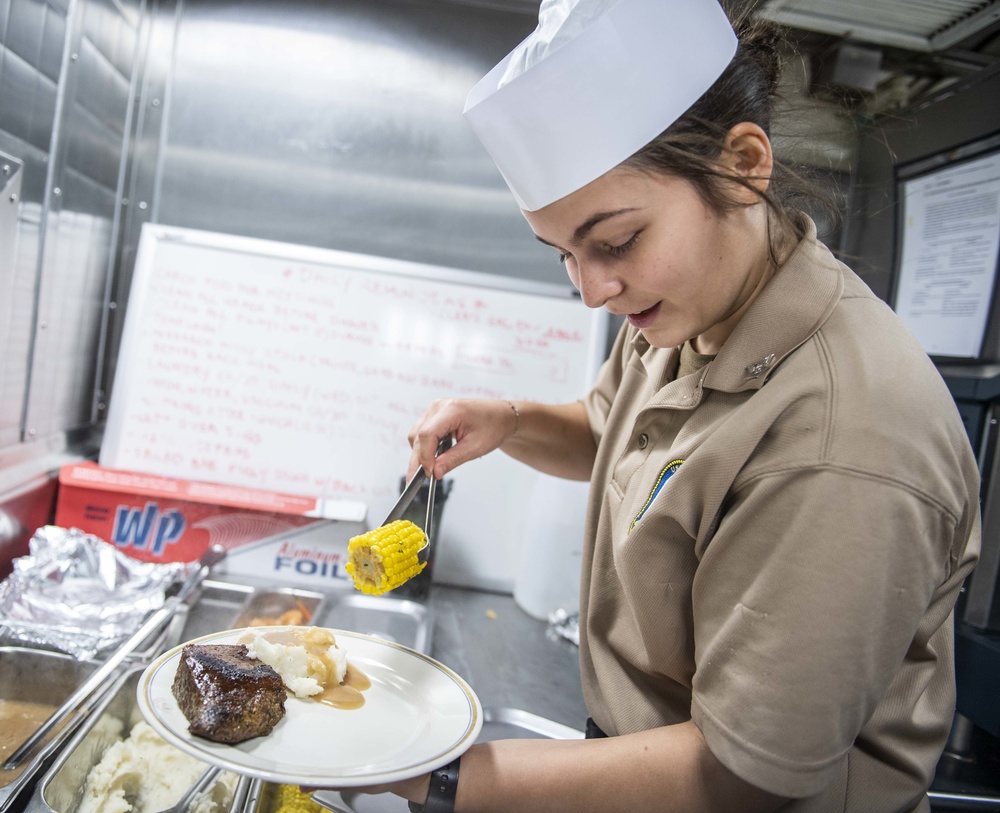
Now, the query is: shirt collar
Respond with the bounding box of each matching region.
[703,216,844,393]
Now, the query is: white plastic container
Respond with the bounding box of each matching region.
[513,473,590,621]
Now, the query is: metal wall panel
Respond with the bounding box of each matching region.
[0,0,67,450]
[101,0,170,409]
[151,0,555,284]
[0,0,138,482]
[0,203,37,448]
[16,0,139,441]
[0,154,23,448]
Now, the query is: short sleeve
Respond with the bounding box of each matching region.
[690,466,958,797]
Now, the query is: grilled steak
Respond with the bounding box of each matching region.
[171,643,286,744]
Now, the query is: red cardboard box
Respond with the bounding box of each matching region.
[55,462,367,565]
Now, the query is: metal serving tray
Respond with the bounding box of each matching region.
[312,593,432,655]
[0,648,102,812]
[26,665,251,813]
[181,579,432,655]
[0,604,191,665]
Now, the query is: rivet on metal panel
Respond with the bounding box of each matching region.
[139,202,147,210]
[53,187,62,197]
[109,302,117,310]
[71,53,78,61]
[8,194,16,203]
[28,428,36,436]
[40,321,47,329]
[2,164,10,175]
[151,99,161,107]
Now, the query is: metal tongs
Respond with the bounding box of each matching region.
[2,544,226,770]
[382,434,453,547]
[155,765,223,813]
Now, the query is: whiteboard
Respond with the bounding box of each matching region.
[102,224,608,592]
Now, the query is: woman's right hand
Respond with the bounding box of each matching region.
[407,398,519,481]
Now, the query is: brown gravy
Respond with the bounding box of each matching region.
[0,699,57,782]
[315,664,371,710]
[250,628,371,710]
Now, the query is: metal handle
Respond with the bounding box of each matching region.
[424,435,453,541]
[383,468,427,526]
[382,434,453,529]
[425,476,437,539]
[2,544,225,769]
[156,765,222,813]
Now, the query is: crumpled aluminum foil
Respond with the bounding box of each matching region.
[546,607,580,647]
[0,526,195,659]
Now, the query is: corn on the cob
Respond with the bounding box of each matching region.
[345,519,427,596]
[271,784,322,813]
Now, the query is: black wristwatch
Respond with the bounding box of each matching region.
[408,757,461,813]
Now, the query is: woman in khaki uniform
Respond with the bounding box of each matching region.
[383,1,981,811]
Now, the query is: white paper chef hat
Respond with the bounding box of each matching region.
[463,0,738,212]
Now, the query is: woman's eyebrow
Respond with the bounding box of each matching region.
[534,207,640,249]
[572,208,639,242]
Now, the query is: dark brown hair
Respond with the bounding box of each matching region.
[623,6,836,248]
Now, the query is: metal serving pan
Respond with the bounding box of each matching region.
[312,593,432,655]
[177,580,321,642]
[0,604,191,666]
[184,579,432,655]
[26,665,250,813]
[0,648,102,812]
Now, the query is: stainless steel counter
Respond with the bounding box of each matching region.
[426,585,587,735]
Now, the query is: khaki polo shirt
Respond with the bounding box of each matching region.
[579,218,981,812]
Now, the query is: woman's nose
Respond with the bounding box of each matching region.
[573,260,623,310]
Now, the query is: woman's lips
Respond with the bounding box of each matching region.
[626,302,661,329]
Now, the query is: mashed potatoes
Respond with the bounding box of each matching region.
[242,628,346,698]
[76,720,237,813]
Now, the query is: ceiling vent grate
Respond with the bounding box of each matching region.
[758,0,1000,51]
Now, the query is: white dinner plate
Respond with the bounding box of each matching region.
[136,627,483,786]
